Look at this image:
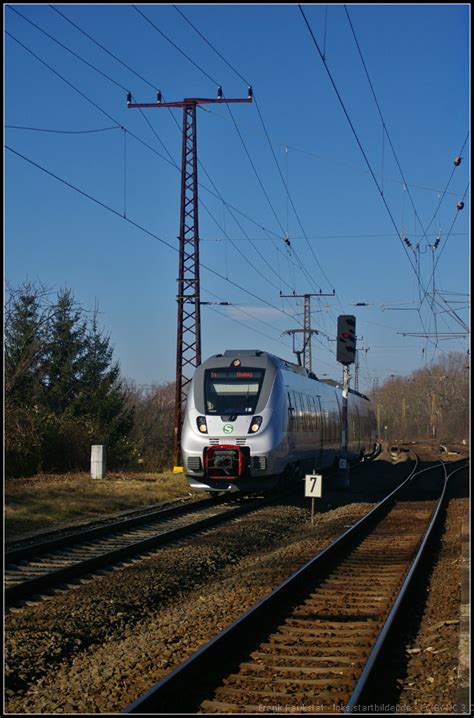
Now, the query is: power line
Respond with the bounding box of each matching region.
[133,4,326,300]
[172,4,343,302]
[285,143,462,198]
[5,124,120,134]
[6,145,309,333]
[5,20,306,302]
[298,6,447,350]
[343,5,468,251]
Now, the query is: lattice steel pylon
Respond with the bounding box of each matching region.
[175,102,201,468]
[127,90,252,466]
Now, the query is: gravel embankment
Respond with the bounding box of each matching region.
[6,455,406,714]
[393,471,468,712]
[6,501,374,713]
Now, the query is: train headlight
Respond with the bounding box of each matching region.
[196,417,208,434]
[248,416,263,434]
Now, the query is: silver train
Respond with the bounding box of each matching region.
[181,350,377,493]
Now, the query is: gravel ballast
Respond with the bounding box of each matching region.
[5,452,468,714]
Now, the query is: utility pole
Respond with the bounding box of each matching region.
[401,396,407,438]
[280,291,335,372]
[431,392,437,440]
[128,87,253,467]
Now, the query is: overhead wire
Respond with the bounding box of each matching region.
[133,4,330,302]
[6,145,314,343]
[299,5,463,351]
[48,3,308,302]
[2,114,313,353]
[343,4,469,331]
[5,17,305,325]
[172,4,343,307]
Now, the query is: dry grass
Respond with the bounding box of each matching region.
[5,471,193,542]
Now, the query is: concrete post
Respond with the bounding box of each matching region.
[91,445,106,479]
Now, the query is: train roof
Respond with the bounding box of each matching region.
[319,377,370,401]
[212,350,370,401]
[215,350,311,377]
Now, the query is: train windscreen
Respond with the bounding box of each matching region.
[204,368,265,415]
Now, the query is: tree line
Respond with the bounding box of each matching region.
[5,281,175,477]
[370,352,469,444]
[5,281,469,477]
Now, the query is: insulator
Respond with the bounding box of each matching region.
[217,85,223,100]
[453,156,462,166]
[157,91,162,103]
[127,91,132,104]
[248,86,253,100]
[457,201,464,210]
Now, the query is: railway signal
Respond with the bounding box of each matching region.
[336,315,357,490]
[336,315,356,365]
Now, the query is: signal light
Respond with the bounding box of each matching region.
[337,315,356,365]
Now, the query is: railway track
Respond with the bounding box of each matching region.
[4,494,283,607]
[125,456,468,714]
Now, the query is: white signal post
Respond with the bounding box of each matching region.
[339,364,350,489]
[305,473,323,524]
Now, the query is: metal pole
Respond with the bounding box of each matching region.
[173,102,201,467]
[303,294,312,372]
[338,364,350,488]
[281,291,335,373]
[127,91,252,470]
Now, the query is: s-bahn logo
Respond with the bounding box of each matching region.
[223,424,234,434]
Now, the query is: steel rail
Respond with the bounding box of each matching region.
[344,458,468,712]
[5,496,226,564]
[124,455,422,713]
[5,494,284,607]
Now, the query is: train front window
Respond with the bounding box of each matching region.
[204,368,265,415]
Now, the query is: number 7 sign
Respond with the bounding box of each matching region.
[305,474,323,498]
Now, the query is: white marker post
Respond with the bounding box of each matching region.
[91,445,106,479]
[305,473,323,525]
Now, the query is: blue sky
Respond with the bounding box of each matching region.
[5,3,470,393]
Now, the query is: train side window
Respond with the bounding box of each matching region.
[303,394,310,432]
[296,392,303,432]
[309,396,316,432]
[301,394,308,432]
[307,396,313,432]
[295,391,303,432]
[305,395,312,432]
[313,397,319,430]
